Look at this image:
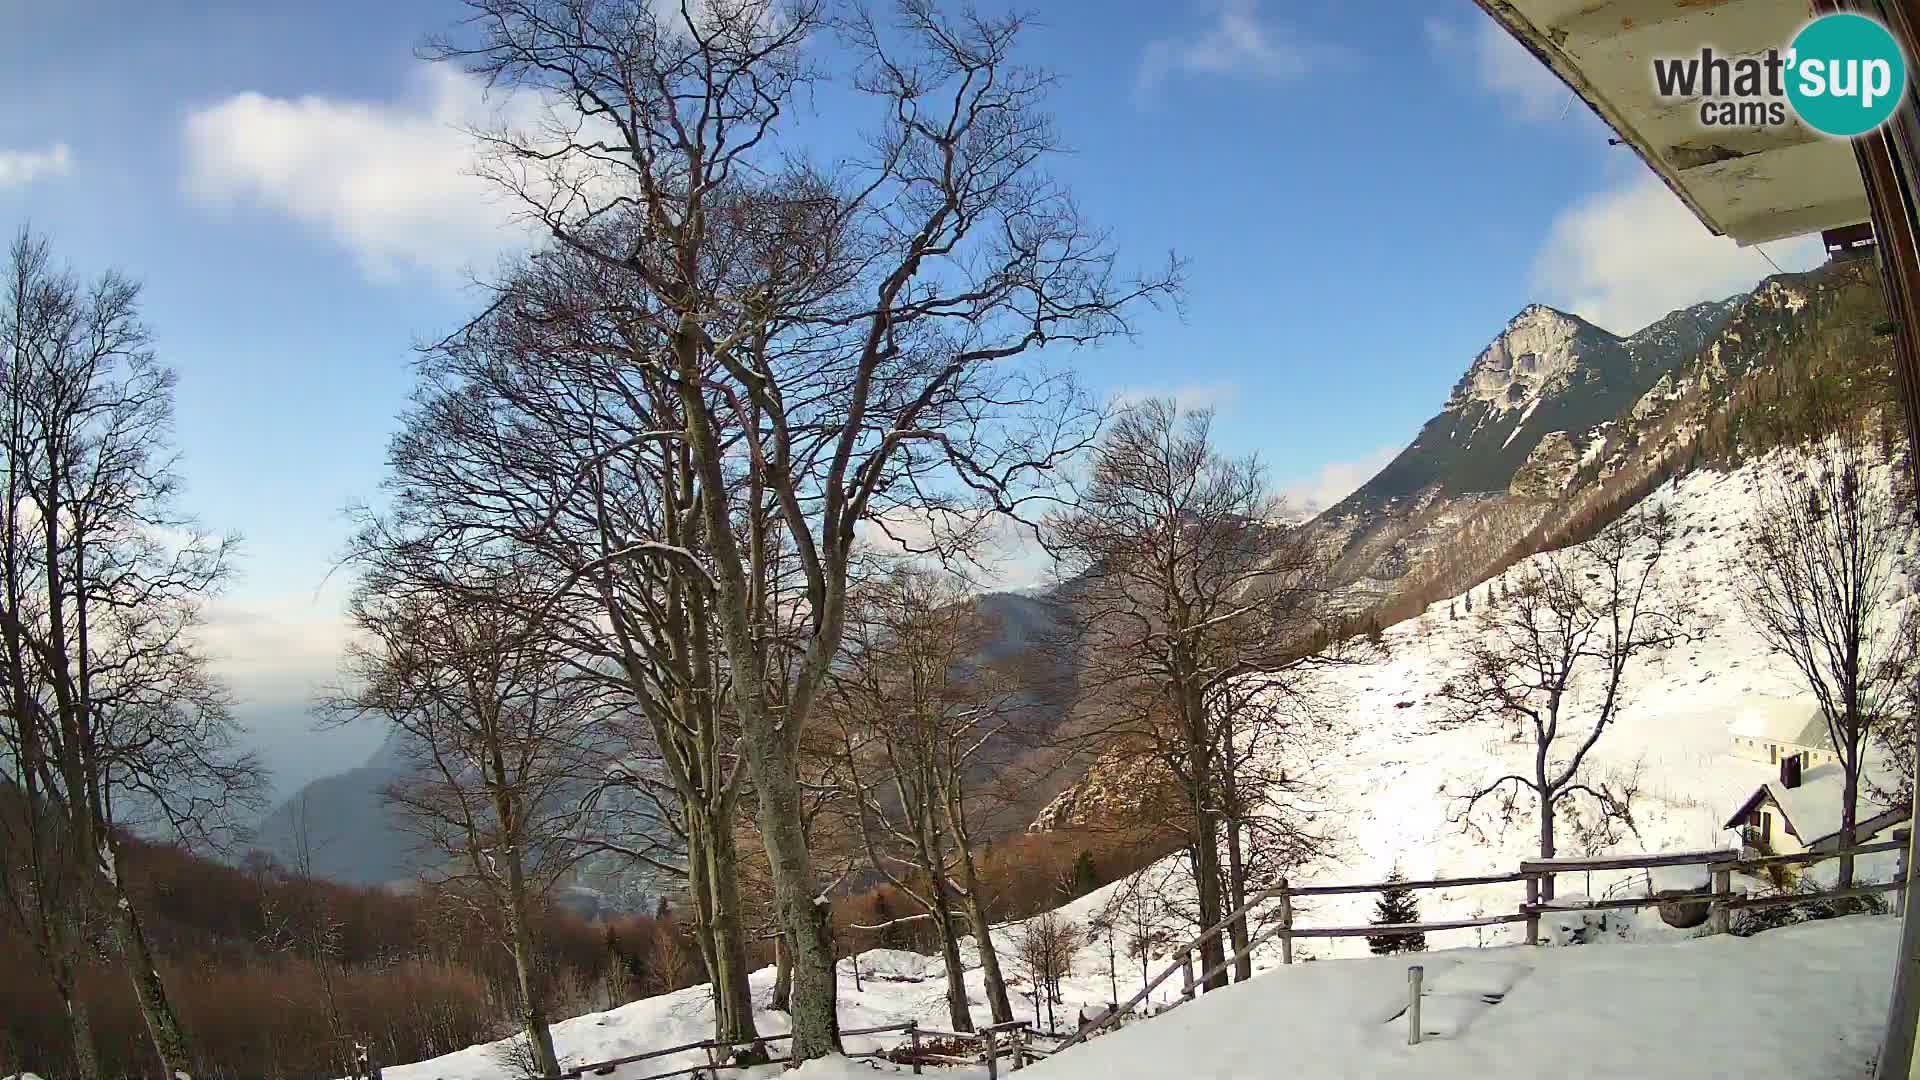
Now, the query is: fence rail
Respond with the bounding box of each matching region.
[554,1017,1063,1080]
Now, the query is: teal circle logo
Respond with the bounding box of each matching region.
[1787,13,1907,137]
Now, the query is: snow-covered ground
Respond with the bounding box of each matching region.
[1020,915,1899,1080]
[385,914,1904,1080]
[388,451,1912,1080]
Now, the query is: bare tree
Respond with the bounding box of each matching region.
[1441,505,1693,896]
[256,798,351,1078]
[1731,435,1919,886]
[0,228,260,1080]
[1014,912,1078,1034]
[334,563,606,1079]
[831,564,1030,1029]
[422,1,1176,1060]
[358,235,778,1058]
[1046,399,1341,989]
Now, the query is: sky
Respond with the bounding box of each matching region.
[0,0,1826,803]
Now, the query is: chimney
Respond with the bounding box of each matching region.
[1780,752,1804,789]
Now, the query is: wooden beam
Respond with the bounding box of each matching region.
[1288,870,1530,897]
[1521,849,1735,873]
[1287,914,1531,939]
[1712,837,1909,873]
[1520,890,1731,915]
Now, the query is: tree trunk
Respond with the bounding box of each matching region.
[950,840,1012,1023]
[922,833,974,1032]
[687,820,720,988]
[892,778,974,1033]
[674,346,837,1063]
[61,976,101,1080]
[1184,693,1227,991]
[932,916,972,1032]
[1219,739,1252,983]
[704,819,765,1062]
[505,889,560,1078]
[109,862,196,1079]
[1222,815,1251,983]
[740,738,840,1061]
[1840,764,1860,889]
[771,932,792,1013]
[1537,795,1557,903]
[1190,812,1227,991]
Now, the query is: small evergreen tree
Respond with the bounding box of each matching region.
[1464,590,1473,613]
[1448,600,1456,621]
[1367,865,1426,955]
[872,891,906,949]
[1068,849,1099,900]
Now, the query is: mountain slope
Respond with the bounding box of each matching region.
[1347,299,1733,507]
[253,729,417,884]
[1308,258,1890,619]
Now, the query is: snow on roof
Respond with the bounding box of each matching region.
[1727,696,1833,751]
[1728,761,1905,846]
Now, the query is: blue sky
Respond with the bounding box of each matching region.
[0,0,1821,800]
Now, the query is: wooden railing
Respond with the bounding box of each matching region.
[1059,831,1912,1051]
[552,1017,1055,1080]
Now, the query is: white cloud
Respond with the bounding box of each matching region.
[1136,0,1332,100]
[199,591,354,706]
[1533,175,1824,335]
[1281,443,1400,516]
[182,67,528,283]
[0,142,71,189]
[1426,14,1567,121]
[1109,380,1240,414]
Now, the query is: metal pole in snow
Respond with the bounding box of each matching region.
[1407,966,1424,1046]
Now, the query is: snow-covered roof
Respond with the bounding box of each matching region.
[1727,697,1833,752]
[1724,761,1906,847]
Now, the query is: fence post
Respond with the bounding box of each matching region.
[984,1027,999,1080]
[908,1023,922,1076]
[1710,867,1731,935]
[1407,965,1424,1046]
[1181,949,1195,1001]
[1523,872,1540,946]
[1012,1025,1027,1071]
[1279,877,1294,966]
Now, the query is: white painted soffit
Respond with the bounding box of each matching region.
[1476,0,1871,244]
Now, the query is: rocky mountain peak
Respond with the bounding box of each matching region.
[1446,305,1610,419]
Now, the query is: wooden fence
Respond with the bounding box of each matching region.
[552,1017,1056,1080]
[1059,830,1912,1051]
